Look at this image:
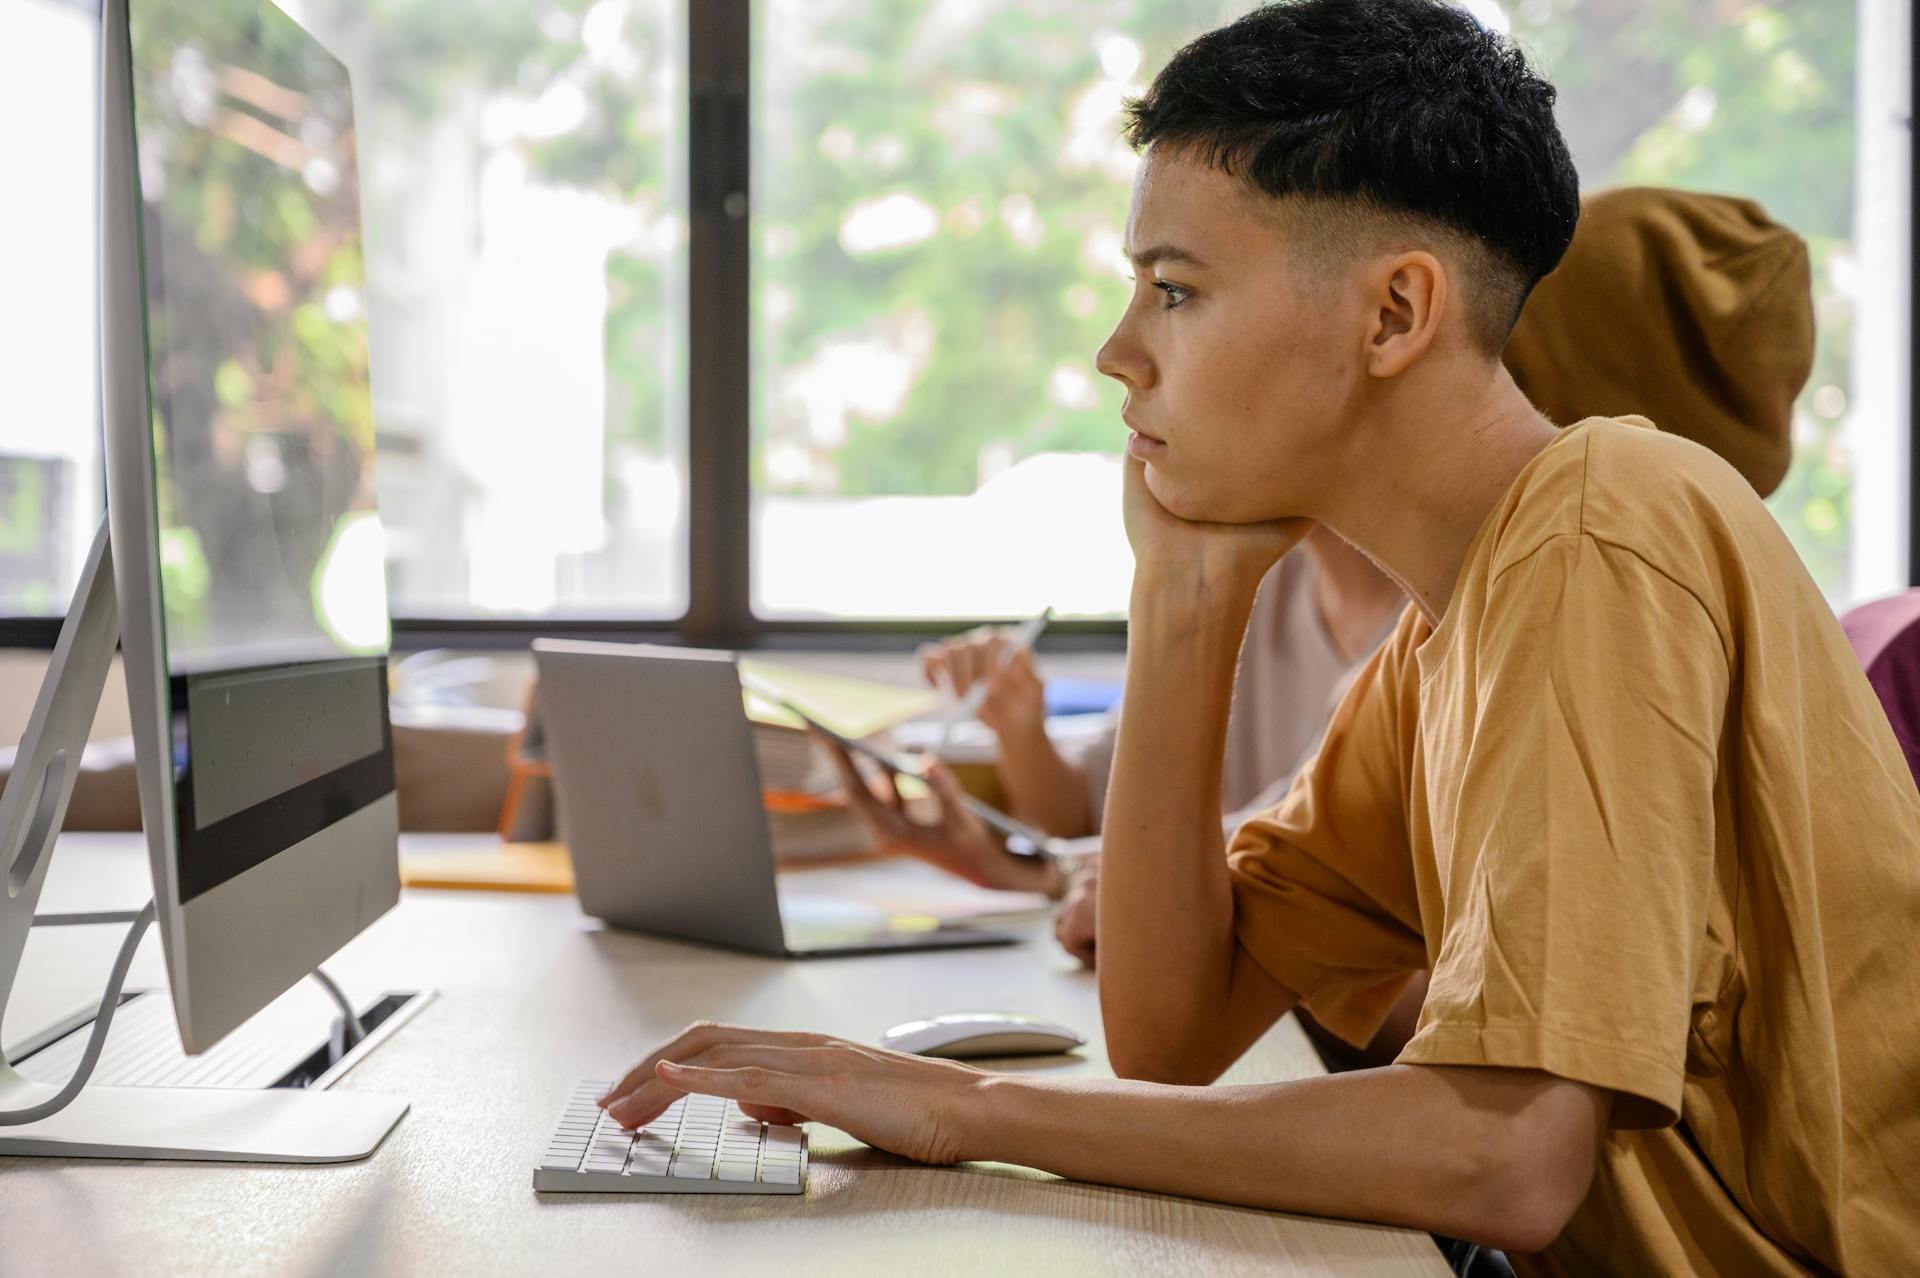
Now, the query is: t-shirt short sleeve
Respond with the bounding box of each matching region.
[1397,534,1727,1129]
[1227,616,1429,1047]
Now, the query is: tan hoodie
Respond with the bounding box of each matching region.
[1503,186,1816,497]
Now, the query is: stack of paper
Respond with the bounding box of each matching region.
[739,658,938,739]
[752,720,836,795]
[742,657,937,806]
[767,806,877,863]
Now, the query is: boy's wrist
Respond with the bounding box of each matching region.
[954,1072,1035,1164]
[1132,541,1286,605]
[1129,567,1262,651]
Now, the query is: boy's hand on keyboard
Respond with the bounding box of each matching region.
[598,1022,990,1166]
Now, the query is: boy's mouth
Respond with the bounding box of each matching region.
[1122,411,1165,444]
[1124,411,1167,458]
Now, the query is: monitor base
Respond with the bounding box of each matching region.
[0,1082,407,1163]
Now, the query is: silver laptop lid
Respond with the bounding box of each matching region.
[531,640,788,955]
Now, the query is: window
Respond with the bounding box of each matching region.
[750,1,1238,621]
[0,0,691,625]
[0,0,99,619]
[0,0,1909,638]
[1502,0,1910,606]
[288,0,690,620]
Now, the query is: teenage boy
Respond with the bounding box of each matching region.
[598,3,1919,1270]
[890,184,1817,984]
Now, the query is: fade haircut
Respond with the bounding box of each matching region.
[1124,0,1580,353]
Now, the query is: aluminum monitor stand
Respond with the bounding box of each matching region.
[0,519,407,1162]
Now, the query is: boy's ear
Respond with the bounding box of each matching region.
[1364,250,1446,378]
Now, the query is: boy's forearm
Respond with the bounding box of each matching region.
[994,727,1094,838]
[962,1065,1605,1254]
[1096,569,1264,1079]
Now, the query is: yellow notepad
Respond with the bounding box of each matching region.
[399,841,575,894]
[739,658,937,740]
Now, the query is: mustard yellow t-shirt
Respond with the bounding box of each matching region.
[1227,417,1920,1275]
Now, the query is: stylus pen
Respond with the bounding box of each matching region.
[929,605,1054,756]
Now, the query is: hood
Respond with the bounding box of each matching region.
[1503,185,1815,497]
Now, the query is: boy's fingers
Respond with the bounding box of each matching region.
[655,1061,818,1123]
[738,1101,814,1126]
[598,1020,722,1112]
[600,1025,826,1122]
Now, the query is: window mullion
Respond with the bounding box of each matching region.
[685,0,753,644]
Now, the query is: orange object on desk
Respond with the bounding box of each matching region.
[400,841,575,894]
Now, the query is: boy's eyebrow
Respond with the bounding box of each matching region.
[1129,242,1209,271]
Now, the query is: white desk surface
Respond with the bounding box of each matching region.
[1,834,1449,1277]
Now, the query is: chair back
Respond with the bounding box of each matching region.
[1841,589,1920,792]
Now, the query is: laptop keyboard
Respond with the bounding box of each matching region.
[532,1080,808,1194]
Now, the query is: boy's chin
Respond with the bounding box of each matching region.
[1143,466,1211,522]
[1148,467,1291,525]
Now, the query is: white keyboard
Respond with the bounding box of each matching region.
[533,1080,809,1194]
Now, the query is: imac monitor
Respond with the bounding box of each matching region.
[102,0,399,1054]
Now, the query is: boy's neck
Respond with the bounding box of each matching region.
[1318,362,1560,630]
[1302,528,1405,662]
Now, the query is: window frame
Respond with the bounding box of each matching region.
[0,0,1911,653]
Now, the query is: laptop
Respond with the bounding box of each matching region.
[530,639,1016,957]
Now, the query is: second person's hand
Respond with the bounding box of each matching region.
[1053,858,1099,967]
[918,627,1048,742]
[815,733,1066,899]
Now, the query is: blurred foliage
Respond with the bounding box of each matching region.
[28,0,1861,616]
[328,0,1867,594]
[1508,0,1858,589]
[737,0,1862,588]
[751,1,1237,497]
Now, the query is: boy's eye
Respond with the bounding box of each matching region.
[1153,280,1192,309]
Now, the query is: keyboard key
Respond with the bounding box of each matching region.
[537,1085,807,1195]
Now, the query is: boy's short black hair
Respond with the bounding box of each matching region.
[1125,0,1580,352]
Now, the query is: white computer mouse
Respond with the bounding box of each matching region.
[879,1012,1086,1059]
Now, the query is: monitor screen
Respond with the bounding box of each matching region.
[130,0,394,902]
